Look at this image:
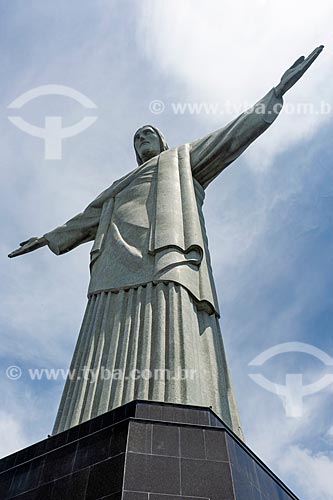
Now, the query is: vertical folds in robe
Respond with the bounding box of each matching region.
[53,283,243,439]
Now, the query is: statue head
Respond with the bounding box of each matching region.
[134,125,168,165]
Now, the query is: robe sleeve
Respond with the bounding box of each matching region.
[43,168,144,257]
[190,88,283,189]
[43,196,105,255]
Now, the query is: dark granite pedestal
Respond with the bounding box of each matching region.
[0,400,299,500]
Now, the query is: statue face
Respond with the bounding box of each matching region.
[134,126,162,163]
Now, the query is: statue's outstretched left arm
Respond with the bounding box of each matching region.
[191,46,324,188]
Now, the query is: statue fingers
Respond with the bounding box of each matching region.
[289,56,305,70]
[8,247,26,258]
[302,45,324,69]
[19,237,39,246]
[9,244,36,258]
[308,45,324,59]
[8,237,45,258]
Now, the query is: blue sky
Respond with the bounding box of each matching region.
[1,1,333,498]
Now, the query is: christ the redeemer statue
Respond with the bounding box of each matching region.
[9,47,323,438]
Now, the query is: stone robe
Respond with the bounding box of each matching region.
[48,89,282,437]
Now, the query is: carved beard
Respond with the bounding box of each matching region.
[139,145,161,163]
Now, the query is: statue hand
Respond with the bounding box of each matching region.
[8,236,47,258]
[275,45,324,98]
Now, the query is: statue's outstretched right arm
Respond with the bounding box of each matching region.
[8,198,103,259]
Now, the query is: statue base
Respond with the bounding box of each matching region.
[0,400,299,500]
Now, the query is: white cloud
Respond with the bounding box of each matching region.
[237,380,333,498]
[279,446,333,500]
[136,0,333,168]
[0,412,28,458]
